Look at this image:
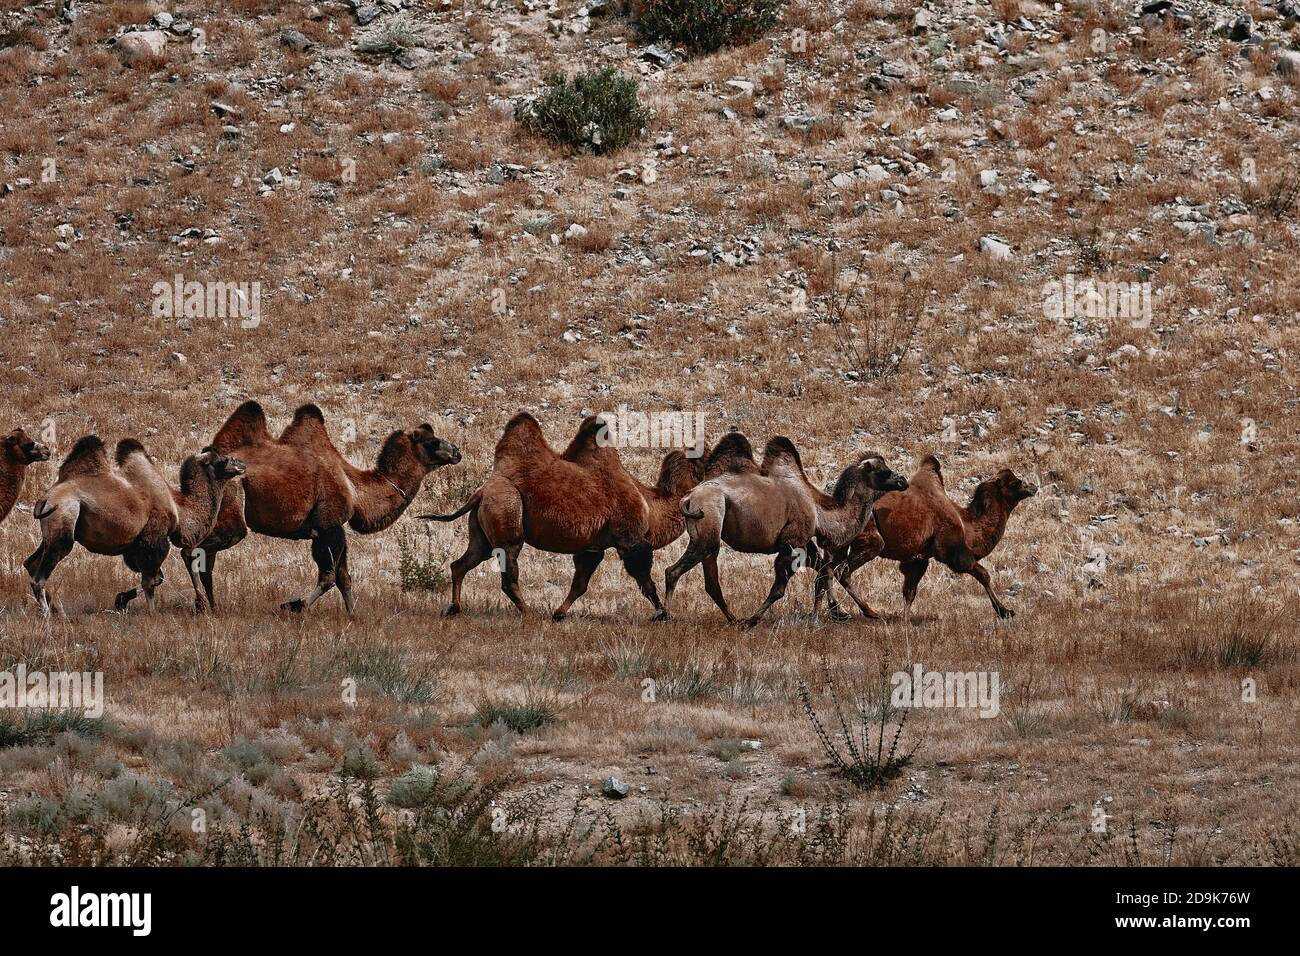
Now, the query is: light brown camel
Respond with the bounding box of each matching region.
[826,456,1037,621]
[422,412,710,621]
[662,433,907,628]
[24,437,245,614]
[115,401,462,614]
[0,428,51,525]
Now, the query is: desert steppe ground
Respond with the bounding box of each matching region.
[0,0,1297,863]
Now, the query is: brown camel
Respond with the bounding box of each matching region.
[117,401,462,614]
[662,433,907,628]
[24,437,245,614]
[422,412,710,621]
[0,428,51,525]
[827,456,1037,621]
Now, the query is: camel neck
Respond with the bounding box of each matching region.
[0,459,25,519]
[963,503,1012,559]
[173,469,226,547]
[350,466,422,533]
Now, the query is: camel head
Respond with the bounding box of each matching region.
[3,428,51,465]
[195,448,247,481]
[859,455,909,494]
[655,444,711,499]
[994,468,1038,504]
[970,468,1038,515]
[406,424,462,470]
[832,455,908,504]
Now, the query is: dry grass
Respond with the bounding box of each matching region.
[0,0,1297,865]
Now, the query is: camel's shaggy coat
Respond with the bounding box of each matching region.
[425,412,710,620]
[663,433,907,627]
[0,427,51,526]
[831,456,1037,620]
[164,401,462,613]
[24,437,245,613]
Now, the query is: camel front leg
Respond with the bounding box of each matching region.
[184,548,211,614]
[899,559,929,623]
[966,560,1013,620]
[619,542,666,622]
[813,547,851,623]
[283,526,345,613]
[553,550,605,621]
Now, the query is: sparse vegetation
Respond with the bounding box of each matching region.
[797,668,920,791]
[635,0,784,54]
[1,0,1298,870]
[516,68,649,154]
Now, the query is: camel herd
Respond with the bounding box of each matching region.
[0,408,1037,624]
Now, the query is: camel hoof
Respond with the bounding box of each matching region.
[829,609,851,624]
[997,606,1015,620]
[551,610,567,622]
[443,604,460,618]
[281,599,306,614]
[651,609,670,623]
[737,617,759,631]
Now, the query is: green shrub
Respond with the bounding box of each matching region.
[516,69,648,154]
[635,0,783,54]
[397,529,449,593]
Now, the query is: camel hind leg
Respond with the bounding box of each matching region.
[739,544,800,630]
[552,550,605,621]
[26,502,79,615]
[283,525,346,613]
[445,510,493,616]
[700,552,735,625]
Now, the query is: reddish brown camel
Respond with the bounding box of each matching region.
[662,432,907,628]
[0,427,51,525]
[118,402,461,613]
[423,412,710,621]
[824,455,1037,621]
[25,437,245,614]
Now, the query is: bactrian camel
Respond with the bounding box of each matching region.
[662,432,907,628]
[424,412,712,621]
[25,437,245,613]
[120,402,462,614]
[828,455,1037,621]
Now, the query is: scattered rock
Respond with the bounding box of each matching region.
[115,31,168,62]
[280,29,314,52]
[602,777,629,799]
[979,235,1012,260]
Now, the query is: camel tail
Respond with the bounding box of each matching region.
[419,490,481,522]
[680,498,705,520]
[32,499,55,520]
